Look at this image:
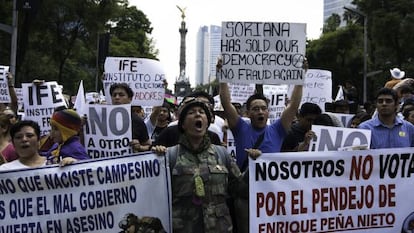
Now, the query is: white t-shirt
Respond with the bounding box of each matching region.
[0,159,47,171]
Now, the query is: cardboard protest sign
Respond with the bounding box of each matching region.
[310,125,371,151]
[103,57,166,106]
[287,69,332,112]
[263,84,288,124]
[0,153,172,232]
[84,104,133,159]
[21,81,67,136]
[228,83,256,104]
[250,148,414,233]
[329,112,355,128]
[220,21,306,85]
[0,66,11,103]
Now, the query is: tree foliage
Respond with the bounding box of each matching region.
[307,0,414,103]
[0,0,158,95]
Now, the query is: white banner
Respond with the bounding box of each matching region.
[250,148,414,233]
[220,21,306,85]
[103,57,166,106]
[0,153,172,232]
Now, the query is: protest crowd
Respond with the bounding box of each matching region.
[0,17,414,230]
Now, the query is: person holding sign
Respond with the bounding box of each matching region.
[43,108,89,165]
[358,87,414,148]
[145,100,172,143]
[218,58,304,233]
[151,98,248,233]
[0,120,46,170]
[218,58,304,169]
[0,72,18,115]
[0,114,17,164]
[155,91,222,147]
[109,83,151,152]
[281,102,322,152]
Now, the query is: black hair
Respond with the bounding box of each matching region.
[398,85,414,95]
[118,213,139,230]
[110,83,134,99]
[186,90,214,105]
[10,120,41,140]
[402,106,414,119]
[402,97,414,110]
[376,88,398,102]
[299,102,322,117]
[246,93,269,110]
[313,113,334,126]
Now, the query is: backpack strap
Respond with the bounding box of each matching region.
[212,144,231,168]
[168,144,230,169]
[167,145,180,169]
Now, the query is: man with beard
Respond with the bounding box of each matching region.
[358,87,414,148]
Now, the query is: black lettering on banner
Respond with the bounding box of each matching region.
[255,159,345,181]
[0,178,16,194]
[379,153,414,178]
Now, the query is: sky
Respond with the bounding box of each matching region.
[129,0,324,90]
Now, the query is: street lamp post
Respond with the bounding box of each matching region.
[344,6,367,103]
[0,0,18,84]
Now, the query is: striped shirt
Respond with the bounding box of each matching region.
[358,115,414,149]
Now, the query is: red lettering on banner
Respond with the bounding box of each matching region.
[378,184,396,207]
[256,192,286,217]
[312,185,374,212]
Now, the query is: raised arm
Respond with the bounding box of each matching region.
[280,85,302,131]
[217,60,240,130]
[280,58,308,131]
[7,73,18,114]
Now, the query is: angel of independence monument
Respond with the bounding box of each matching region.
[174,6,192,97]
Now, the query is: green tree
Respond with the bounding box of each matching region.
[307,24,363,101]
[323,13,341,33]
[1,0,158,95]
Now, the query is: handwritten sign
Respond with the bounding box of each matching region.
[103,57,166,106]
[250,148,414,232]
[263,84,288,123]
[0,66,11,103]
[220,21,306,85]
[21,82,67,136]
[84,104,133,159]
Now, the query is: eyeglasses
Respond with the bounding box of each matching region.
[6,114,16,119]
[376,98,394,104]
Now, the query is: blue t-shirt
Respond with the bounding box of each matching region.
[232,117,286,169]
[358,115,414,149]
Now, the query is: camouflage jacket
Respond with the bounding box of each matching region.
[168,134,246,233]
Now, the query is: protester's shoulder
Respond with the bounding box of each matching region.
[358,118,375,129]
[0,160,24,171]
[131,113,145,123]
